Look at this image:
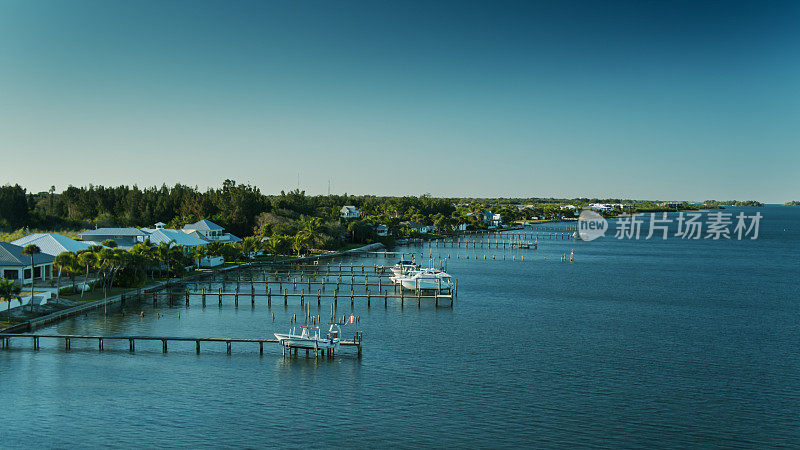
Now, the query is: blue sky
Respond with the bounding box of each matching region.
[0,0,797,201]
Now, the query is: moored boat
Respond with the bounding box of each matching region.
[389,260,421,276]
[390,268,454,292]
[274,323,341,350]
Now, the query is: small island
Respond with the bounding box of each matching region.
[786,201,800,206]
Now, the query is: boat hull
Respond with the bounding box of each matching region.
[274,334,340,350]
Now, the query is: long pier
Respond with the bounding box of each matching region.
[0,333,362,357]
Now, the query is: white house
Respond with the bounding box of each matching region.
[182,219,241,243]
[589,203,612,212]
[0,242,55,285]
[340,206,360,219]
[454,223,468,232]
[375,224,389,237]
[11,233,97,256]
[481,210,502,227]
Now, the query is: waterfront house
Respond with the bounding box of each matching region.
[340,206,360,219]
[11,233,97,256]
[589,203,612,212]
[182,219,241,243]
[375,224,390,237]
[0,242,55,285]
[400,221,435,234]
[78,228,150,249]
[481,210,502,227]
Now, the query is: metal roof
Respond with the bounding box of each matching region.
[10,233,95,256]
[79,228,149,237]
[146,229,209,247]
[0,242,56,267]
[182,219,224,231]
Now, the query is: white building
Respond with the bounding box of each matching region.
[181,219,241,243]
[340,206,360,219]
[481,210,502,227]
[375,224,389,237]
[0,242,55,285]
[589,203,612,212]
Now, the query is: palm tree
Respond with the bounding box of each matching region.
[53,251,77,304]
[20,244,41,311]
[0,278,22,320]
[77,250,98,299]
[131,239,156,279]
[292,233,311,257]
[192,246,207,269]
[155,241,173,279]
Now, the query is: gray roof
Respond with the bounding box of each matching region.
[79,228,149,238]
[0,242,55,267]
[146,229,209,247]
[10,233,94,256]
[182,219,224,231]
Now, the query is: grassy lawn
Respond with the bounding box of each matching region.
[59,287,135,303]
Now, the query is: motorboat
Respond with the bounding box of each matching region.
[390,268,454,292]
[274,323,341,350]
[389,260,420,276]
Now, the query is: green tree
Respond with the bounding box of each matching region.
[53,251,77,303]
[77,249,98,299]
[0,278,22,320]
[20,244,41,311]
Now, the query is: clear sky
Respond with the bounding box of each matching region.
[0,0,797,202]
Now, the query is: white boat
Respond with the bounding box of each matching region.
[389,260,421,276]
[274,323,341,350]
[390,268,454,292]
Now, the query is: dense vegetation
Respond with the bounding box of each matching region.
[785,201,799,206]
[703,200,765,207]
[1,181,748,248]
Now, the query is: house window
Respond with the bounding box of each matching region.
[3,269,18,280]
[24,268,31,279]
[34,266,41,278]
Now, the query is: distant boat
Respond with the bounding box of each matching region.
[390,268,454,292]
[274,323,341,350]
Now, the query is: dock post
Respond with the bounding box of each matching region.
[218,288,222,306]
[317,289,321,306]
[300,289,304,306]
[226,341,231,354]
[161,339,167,353]
[202,288,206,307]
[196,340,200,354]
[284,289,288,306]
[268,288,271,307]
[33,336,39,350]
[367,289,371,307]
[384,290,388,307]
[259,341,264,355]
[235,289,239,307]
[186,290,190,306]
[65,337,70,350]
[98,338,103,351]
[129,338,135,352]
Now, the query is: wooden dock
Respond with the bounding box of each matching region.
[0,333,362,357]
[172,287,454,308]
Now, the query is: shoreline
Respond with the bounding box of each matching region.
[0,242,385,334]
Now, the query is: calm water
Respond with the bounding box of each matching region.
[2,206,798,448]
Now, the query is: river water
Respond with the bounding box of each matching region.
[1,206,798,448]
